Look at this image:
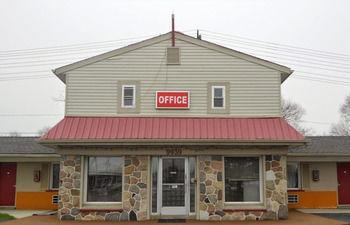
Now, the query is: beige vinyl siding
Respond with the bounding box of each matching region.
[302,162,338,191]
[16,162,49,192]
[65,39,281,116]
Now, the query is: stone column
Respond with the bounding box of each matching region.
[264,155,288,220]
[198,156,224,220]
[123,156,149,221]
[58,155,81,220]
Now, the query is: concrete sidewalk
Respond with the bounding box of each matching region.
[297,209,350,224]
[297,208,350,213]
[0,210,55,219]
[0,211,346,225]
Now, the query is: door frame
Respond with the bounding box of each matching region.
[158,157,190,216]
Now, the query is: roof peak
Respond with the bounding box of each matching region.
[52,31,292,83]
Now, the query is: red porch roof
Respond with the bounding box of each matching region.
[40,117,304,145]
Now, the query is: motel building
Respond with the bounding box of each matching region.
[1,136,349,219]
[38,29,307,221]
[0,137,60,210]
[2,27,348,221]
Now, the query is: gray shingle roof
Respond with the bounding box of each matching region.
[289,136,350,155]
[0,137,55,154]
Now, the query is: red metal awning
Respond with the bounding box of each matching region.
[40,117,304,144]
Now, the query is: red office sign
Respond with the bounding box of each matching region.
[156,91,190,109]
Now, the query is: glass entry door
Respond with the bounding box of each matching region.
[160,157,189,216]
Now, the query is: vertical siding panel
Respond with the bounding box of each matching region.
[103,117,113,139]
[193,119,200,139]
[109,118,119,139]
[166,118,173,139]
[151,118,160,139]
[138,118,146,139]
[81,118,92,139]
[124,118,133,139]
[96,117,106,139]
[116,118,126,139]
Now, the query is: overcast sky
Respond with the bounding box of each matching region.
[0,0,349,136]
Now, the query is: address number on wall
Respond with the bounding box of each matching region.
[166,149,183,156]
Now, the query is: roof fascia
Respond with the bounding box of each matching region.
[39,139,306,147]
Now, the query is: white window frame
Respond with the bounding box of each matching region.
[50,162,60,190]
[287,161,301,190]
[121,85,136,108]
[83,156,124,205]
[211,85,225,109]
[223,156,263,205]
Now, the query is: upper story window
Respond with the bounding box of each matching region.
[122,85,136,108]
[207,82,230,114]
[212,86,225,109]
[117,81,140,114]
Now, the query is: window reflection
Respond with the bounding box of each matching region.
[87,157,123,202]
[224,157,260,202]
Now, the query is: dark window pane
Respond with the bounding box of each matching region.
[123,87,134,97]
[52,163,60,189]
[162,158,185,183]
[123,98,133,106]
[287,163,299,189]
[123,86,134,107]
[224,157,260,202]
[87,157,123,202]
[151,157,158,213]
[224,180,260,202]
[162,184,185,206]
[189,157,196,213]
[214,88,223,97]
[213,98,224,107]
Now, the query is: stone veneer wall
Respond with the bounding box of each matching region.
[198,155,287,221]
[123,156,149,221]
[58,155,149,221]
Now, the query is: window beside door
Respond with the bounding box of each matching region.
[151,157,159,213]
[287,162,300,189]
[224,157,262,203]
[84,156,123,203]
[50,163,60,189]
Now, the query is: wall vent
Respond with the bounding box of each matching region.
[166,47,180,65]
[288,194,299,204]
[52,195,59,204]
